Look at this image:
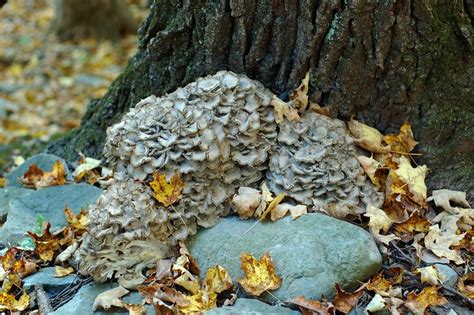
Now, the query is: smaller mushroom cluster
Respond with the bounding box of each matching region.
[267,111,383,216]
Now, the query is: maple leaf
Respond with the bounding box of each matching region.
[347,118,390,153]
[367,269,403,297]
[333,284,366,313]
[28,222,61,263]
[21,160,67,188]
[204,265,233,294]
[0,177,5,188]
[394,156,428,206]
[150,172,184,207]
[237,252,282,296]
[64,207,88,231]
[428,189,470,213]
[0,274,30,311]
[383,122,418,153]
[290,296,335,315]
[457,272,474,299]
[357,155,382,187]
[0,248,36,278]
[92,286,129,311]
[405,286,447,315]
[270,203,307,221]
[395,212,430,234]
[178,290,217,314]
[416,266,446,286]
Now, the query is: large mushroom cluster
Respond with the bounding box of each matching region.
[78,71,383,282]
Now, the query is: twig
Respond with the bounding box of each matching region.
[441,284,474,309]
[390,242,416,266]
[35,284,53,314]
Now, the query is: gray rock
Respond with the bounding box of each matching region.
[23,267,76,291]
[435,264,459,288]
[51,282,153,315]
[0,187,27,221]
[206,299,299,315]
[188,213,382,303]
[0,183,102,244]
[5,153,73,187]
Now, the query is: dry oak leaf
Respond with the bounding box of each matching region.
[394,156,428,206]
[333,283,366,314]
[0,274,30,311]
[237,252,282,296]
[405,286,447,315]
[271,95,300,124]
[383,122,418,153]
[290,296,335,315]
[92,286,129,311]
[204,265,233,294]
[457,272,474,299]
[416,266,446,286]
[428,189,470,213]
[270,203,307,221]
[21,160,67,189]
[347,118,390,153]
[54,266,74,277]
[150,172,184,207]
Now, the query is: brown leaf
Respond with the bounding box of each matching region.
[405,286,447,315]
[64,207,88,231]
[395,212,430,234]
[289,72,309,112]
[457,272,474,299]
[237,252,282,296]
[333,284,366,314]
[28,222,61,263]
[309,103,331,117]
[21,160,67,188]
[0,274,30,311]
[290,296,335,315]
[150,172,184,207]
[383,122,418,153]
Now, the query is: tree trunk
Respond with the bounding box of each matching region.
[47,0,474,195]
[52,0,137,41]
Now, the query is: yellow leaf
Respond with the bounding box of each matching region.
[178,290,217,314]
[457,272,474,299]
[271,96,300,124]
[395,212,430,234]
[416,266,446,286]
[150,172,184,207]
[259,193,285,220]
[347,119,390,153]
[237,252,282,296]
[0,177,5,188]
[64,207,88,230]
[124,303,147,315]
[364,204,393,234]
[405,286,447,315]
[55,266,74,277]
[289,72,309,112]
[0,274,30,311]
[394,156,428,205]
[357,156,382,186]
[204,266,233,294]
[333,283,366,314]
[21,160,67,189]
[383,122,418,153]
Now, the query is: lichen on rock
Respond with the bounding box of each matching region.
[77,71,383,282]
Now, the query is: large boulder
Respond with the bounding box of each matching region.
[0,183,102,244]
[0,186,26,221]
[188,213,382,303]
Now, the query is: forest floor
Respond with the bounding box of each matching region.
[0,0,148,174]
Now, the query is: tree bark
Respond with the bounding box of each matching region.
[47,0,474,194]
[52,0,137,41]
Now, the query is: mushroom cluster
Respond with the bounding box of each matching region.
[78,71,383,282]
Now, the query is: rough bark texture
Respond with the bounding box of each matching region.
[52,0,137,41]
[47,0,474,195]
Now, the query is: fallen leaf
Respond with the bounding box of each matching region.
[365,204,393,234]
[150,172,184,207]
[333,283,366,313]
[347,118,390,153]
[365,294,386,313]
[290,296,335,315]
[64,208,88,231]
[237,252,282,296]
[0,274,30,311]
[383,122,418,153]
[424,223,465,265]
[232,187,261,219]
[367,271,402,297]
[124,303,147,315]
[73,157,101,177]
[271,96,300,124]
[204,266,233,294]
[56,242,79,263]
[0,177,5,188]
[309,103,331,117]
[28,222,61,263]
[395,212,430,234]
[54,266,74,277]
[394,156,428,206]
[405,286,447,315]
[21,160,67,188]
[357,155,382,187]
[178,290,217,314]
[457,272,474,299]
[92,286,129,311]
[416,266,446,286]
[289,72,309,112]
[270,203,307,221]
[428,189,470,213]
[259,193,285,220]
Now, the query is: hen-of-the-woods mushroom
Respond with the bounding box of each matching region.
[78,71,383,282]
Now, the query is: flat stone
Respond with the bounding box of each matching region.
[0,187,27,222]
[23,267,76,291]
[0,183,102,244]
[5,153,73,187]
[206,299,299,314]
[51,282,153,315]
[187,213,382,303]
[435,264,459,288]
